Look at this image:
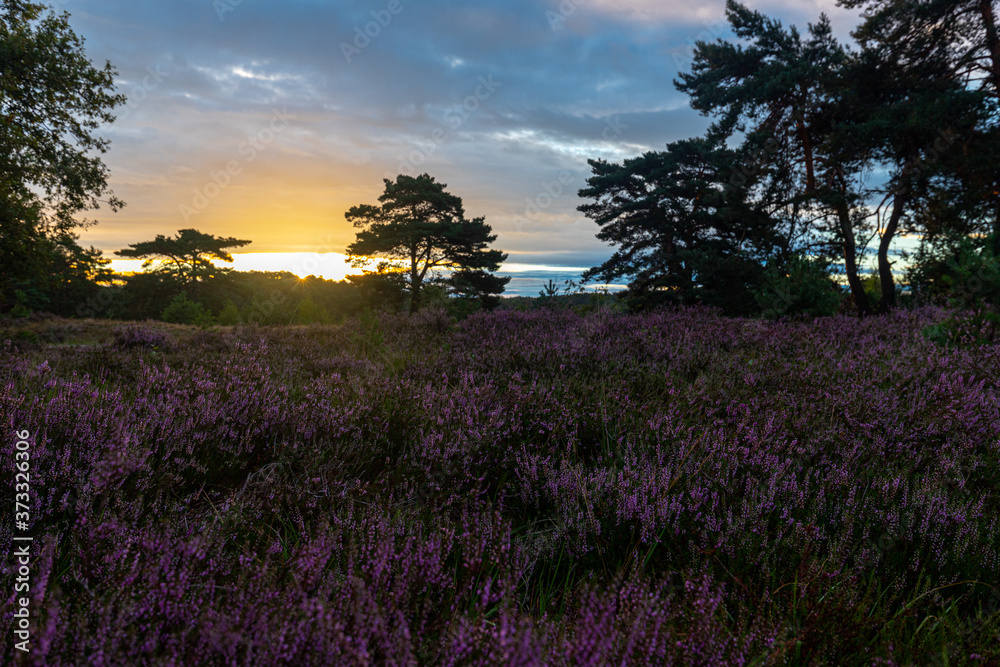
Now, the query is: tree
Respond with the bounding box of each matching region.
[672,0,994,314]
[850,50,984,311]
[345,174,509,313]
[0,0,125,314]
[448,269,509,311]
[116,229,252,284]
[676,2,877,315]
[840,0,1000,100]
[347,269,408,312]
[579,0,996,317]
[578,137,785,314]
[838,0,1000,305]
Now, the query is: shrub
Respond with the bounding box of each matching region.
[293,296,331,324]
[161,293,213,325]
[913,234,1000,348]
[217,300,242,325]
[6,329,40,351]
[5,307,998,663]
[753,253,844,319]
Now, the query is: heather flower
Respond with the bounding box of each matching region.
[0,306,996,664]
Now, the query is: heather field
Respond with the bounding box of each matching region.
[2,307,999,665]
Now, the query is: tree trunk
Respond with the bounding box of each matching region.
[409,279,421,313]
[979,0,1000,97]
[794,105,816,193]
[982,0,1000,253]
[877,191,907,313]
[993,196,1000,256]
[836,198,870,317]
[409,246,420,314]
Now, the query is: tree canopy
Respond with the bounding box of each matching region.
[345,174,509,313]
[580,138,782,314]
[842,0,1000,262]
[116,229,252,284]
[582,0,999,316]
[0,0,125,314]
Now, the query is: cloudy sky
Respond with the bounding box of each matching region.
[66,0,863,278]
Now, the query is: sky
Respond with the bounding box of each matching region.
[63,0,866,286]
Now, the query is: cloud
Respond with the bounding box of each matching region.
[66,0,862,264]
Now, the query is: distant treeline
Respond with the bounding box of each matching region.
[70,268,577,325]
[10,243,1000,326]
[69,271,362,324]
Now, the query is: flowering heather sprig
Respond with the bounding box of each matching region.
[112,324,174,350]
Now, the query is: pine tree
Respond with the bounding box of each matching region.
[345,174,509,313]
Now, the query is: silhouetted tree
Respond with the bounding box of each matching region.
[610,0,998,316]
[676,2,874,314]
[579,137,784,314]
[840,0,1000,307]
[116,229,251,284]
[0,1,125,314]
[345,174,509,313]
